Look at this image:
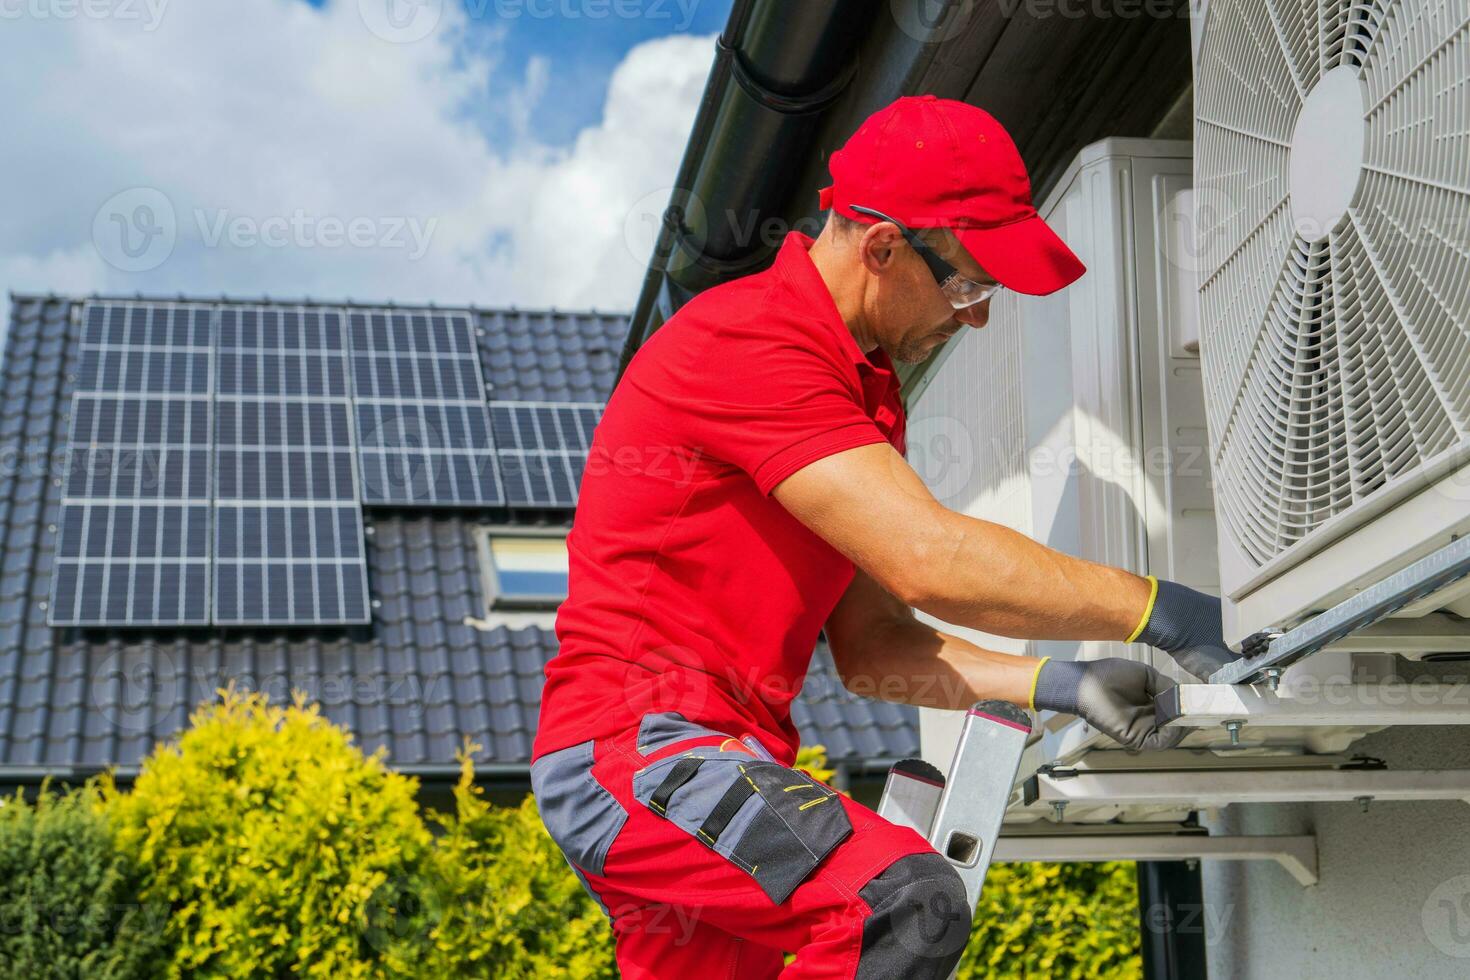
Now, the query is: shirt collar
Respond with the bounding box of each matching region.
[771,231,902,382]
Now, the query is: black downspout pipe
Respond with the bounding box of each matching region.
[616,0,874,384]
[1136,860,1209,980]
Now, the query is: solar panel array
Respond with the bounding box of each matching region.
[351,309,503,506]
[490,401,601,507]
[213,306,369,625]
[51,301,604,627]
[52,302,215,625]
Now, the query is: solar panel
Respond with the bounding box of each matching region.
[50,301,215,626]
[489,401,602,507]
[349,309,504,506]
[213,306,370,625]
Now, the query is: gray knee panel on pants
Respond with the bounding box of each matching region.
[856,852,970,978]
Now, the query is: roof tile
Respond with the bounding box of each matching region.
[0,296,917,779]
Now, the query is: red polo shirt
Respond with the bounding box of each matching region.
[533,232,907,766]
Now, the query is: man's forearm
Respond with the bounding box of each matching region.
[838,615,1043,711]
[904,508,1153,644]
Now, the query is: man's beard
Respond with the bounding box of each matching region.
[892,329,951,364]
[892,341,930,364]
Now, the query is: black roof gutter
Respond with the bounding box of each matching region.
[616,0,873,381]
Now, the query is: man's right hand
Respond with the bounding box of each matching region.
[1031,657,1184,753]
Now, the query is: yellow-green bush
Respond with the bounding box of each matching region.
[417,743,616,979]
[69,689,1140,978]
[0,781,171,978]
[103,685,434,979]
[959,861,1142,979]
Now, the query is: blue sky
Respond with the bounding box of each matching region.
[0,0,733,327]
[304,0,731,145]
[458,0,729,147]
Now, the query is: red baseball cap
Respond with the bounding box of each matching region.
[818,95,1085,296]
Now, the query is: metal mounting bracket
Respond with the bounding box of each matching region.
[1213,534,1470,685]
[993,833,1320,886]
[1021,766,1470,815]
[1156,681,1470,729]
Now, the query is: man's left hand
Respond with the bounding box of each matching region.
[1134,578,1242,681]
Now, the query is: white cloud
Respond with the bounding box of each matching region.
[0,0,715,331]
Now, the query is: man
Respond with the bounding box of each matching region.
[532,96,1239,978]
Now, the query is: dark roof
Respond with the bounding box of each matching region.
[0,294,917,782]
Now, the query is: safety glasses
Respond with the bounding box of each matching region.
[849,205,1003,310]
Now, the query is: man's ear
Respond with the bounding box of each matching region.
[858,222,904,276]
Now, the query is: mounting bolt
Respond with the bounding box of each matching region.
[1264,668,1284,692]
[1355,795,1373,813]
[1051,801,1067,823]
[1224,719,1244,745]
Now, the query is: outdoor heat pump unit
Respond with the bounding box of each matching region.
[901,0,1470,840]
[1192,0,1470,650]
[905,137,1214,768]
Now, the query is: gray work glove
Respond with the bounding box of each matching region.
[1032,657,1185,753]
[1133,578,1243,681]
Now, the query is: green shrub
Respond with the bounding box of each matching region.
[959,860,1142,979]
[0,780,170,978]
[103,685,434,979]
[88,689,1139,978]
[413,740,1140,978]
[417,742,616,979]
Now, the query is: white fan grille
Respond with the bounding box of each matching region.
[1197,0,1470,568]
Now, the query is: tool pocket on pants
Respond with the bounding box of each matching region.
[632,749,852,905]
[531,740,627,878]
